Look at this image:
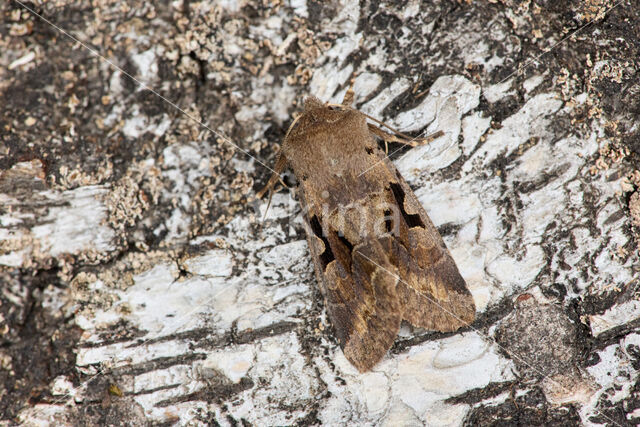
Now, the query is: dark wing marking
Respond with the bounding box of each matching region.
[302,160,474,371]
[305,215,402,372]
[384,164,476,331]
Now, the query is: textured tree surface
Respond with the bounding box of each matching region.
[1,0,640,425]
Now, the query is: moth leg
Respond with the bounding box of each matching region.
[256,154,287,199]
[368,123,444,149]
[341,76,357,107]
[368,125,392,154]
[261,186,276,224]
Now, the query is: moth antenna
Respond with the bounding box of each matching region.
[367,123,444,148]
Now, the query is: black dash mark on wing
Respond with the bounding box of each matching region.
[390,182,424,228]
[310,215,334,268]
[333,231,354,271]
[384,209,393,233]
[338,234,354,252]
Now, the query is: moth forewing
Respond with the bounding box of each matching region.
[259,95,475,372]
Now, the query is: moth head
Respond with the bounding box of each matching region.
[282,95,357,160]
[282,96,328,144]
[304,95,324,110]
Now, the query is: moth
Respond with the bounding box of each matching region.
[258,87,475,372]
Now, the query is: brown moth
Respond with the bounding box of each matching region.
[258,88,475,372]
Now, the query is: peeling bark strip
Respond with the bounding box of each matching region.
[258,91,475,371]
